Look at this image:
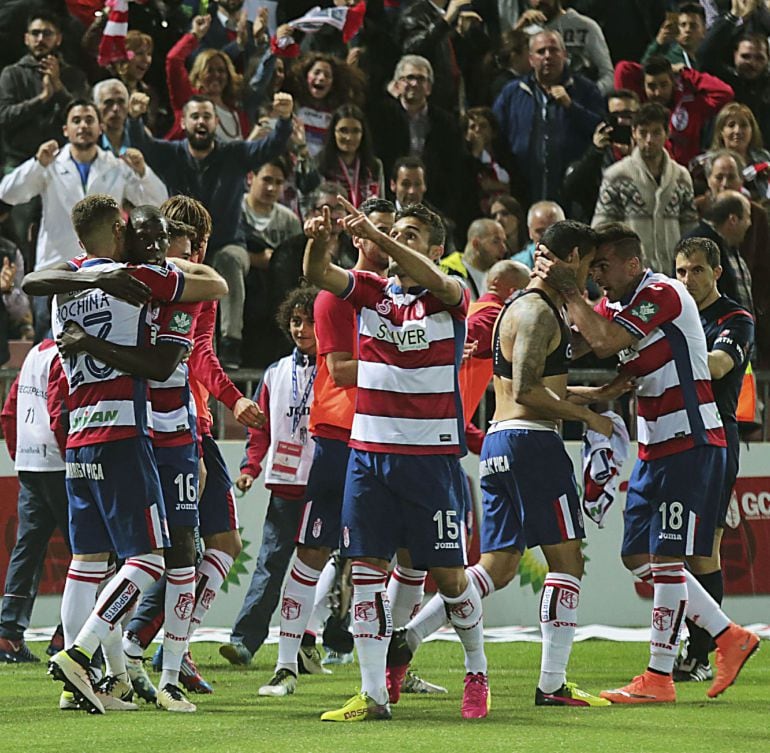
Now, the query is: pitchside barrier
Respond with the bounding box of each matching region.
[1,436,769,630]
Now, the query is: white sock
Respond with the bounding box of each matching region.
[387,566,426,628]
[75,554,165,657]
[102,622,128,680]
[161,566,196,687]
[441,577,486,675]
[276,559,321,674]
[467,563,496,599]
[649,563,687,675]
[61,560,112,646]
[306,558,336,637]
[188,549,234,637]
[351,561,391,705]
[683,570,730,636]
[538,572,580,693]
[405,594,446,653]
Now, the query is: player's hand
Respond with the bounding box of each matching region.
[128,91,150,119]
[547,85,571,108]
[192,14,212,40]
[0,257,16,294]
[36,140,59,167]
[532,245,580,295]
[235,473,255,492]
[338,196,380,240]
[587,411,614,439]
[462,338,478,363]
[98,268,152,306]
[304,205,333,242]
[593,121,613,150]
[600,373,636,401]
[233,397,266,428]
[121,148,146,177]
[273,92,294,120]
[56,321,88,357]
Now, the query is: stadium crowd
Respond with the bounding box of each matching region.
[0,0,765,721]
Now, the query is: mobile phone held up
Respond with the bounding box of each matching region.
[607,113,632,145]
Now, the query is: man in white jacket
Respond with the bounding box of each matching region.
[0,99,167,336]
[592,102,697,276]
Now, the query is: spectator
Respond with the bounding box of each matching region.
[484,28,531,102]
[0,204,33,341]
[493,30,604,204]
[126,91,294,369]
[511,200,565,267]
[368,55,466,219]
[593,102,697,274]
[642,2,707,69]
[709,102,770,202]
[93,79,131,157]
[316,105,384,208]
[562,88,641,222]
[166,15,250,142]
[0,99,168,340]
[0,10,89,170]
[698,1,770,144]
[683,190,754,313]
[614,55,734,166]
[515,0,615,93]
[115,30,162,134]
[439,218,507,300]
[489,194,527,257]
[284,52,366,158]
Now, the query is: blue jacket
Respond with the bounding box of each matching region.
[492,70,604,201]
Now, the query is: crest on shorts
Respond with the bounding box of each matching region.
[652,606,674,631]
[449,599,474,620]
[169,311,193,334]
[174,592,194,620]
[281,596,301,620]
[312,518,323,538]
[630,301,659,323]
[354,600,376,622]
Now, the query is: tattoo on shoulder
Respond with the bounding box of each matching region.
[509,297,559,392]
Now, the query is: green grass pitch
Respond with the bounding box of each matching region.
[1,640,767,753]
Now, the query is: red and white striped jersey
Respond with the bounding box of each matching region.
[595,270,725,460]
[51,259,185,448]
[341,270,468,456]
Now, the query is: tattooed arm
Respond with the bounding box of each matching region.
[508,296,612,435]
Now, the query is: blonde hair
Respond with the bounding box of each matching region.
[125,30,153,54]
[711,102,764,152]
[189,49,243,108]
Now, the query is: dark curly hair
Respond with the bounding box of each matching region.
[285,52,366,110]
[275,285,319,338]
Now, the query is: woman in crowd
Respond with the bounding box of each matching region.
[489,194,527,258]
[315,105,383,208]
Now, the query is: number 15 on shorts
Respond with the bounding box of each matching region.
[433,510,461,551]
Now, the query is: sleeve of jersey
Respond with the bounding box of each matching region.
[47,357,68,459]
[340,269,377,309]
[447,286,470,320]
[130,264,185,303]
[154,302,196,350]
[0,375,19,461]
[314,291,354,357]
[467,304,500,357]
[240,377,271,478]
[613,283,682,339]
[713,314,755,369]
[188,301,243,411]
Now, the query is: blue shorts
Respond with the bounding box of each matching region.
[154,443,200,529]
[199,433,238,537]
[717,439,739,527]
[479,427,584,554]
[298,437,350,549]
[341,450,468,570]
[66,436,170,559]
[622,444,727,557]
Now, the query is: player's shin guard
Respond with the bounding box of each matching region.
[538,572,580,693]
[276,559,321,674]
[61,560,113,646]
[188,549,234,637]
[442,577,487,675]
[161,566,196,687]
[649,563,687,675]
[351,561,392,705]
[75,554,165,657]
[387,566,427,628]
[305,558,336,637]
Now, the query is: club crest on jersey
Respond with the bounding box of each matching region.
[174,592,194,620]
[354,600,376,622]
[169,311,193,334]
[281,596,301,620]
[652,606,674,631]
[630,301,659,323]
[375,299,392,316]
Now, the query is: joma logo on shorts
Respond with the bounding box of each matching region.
[71,409,120,430]
[479,455,510,478]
